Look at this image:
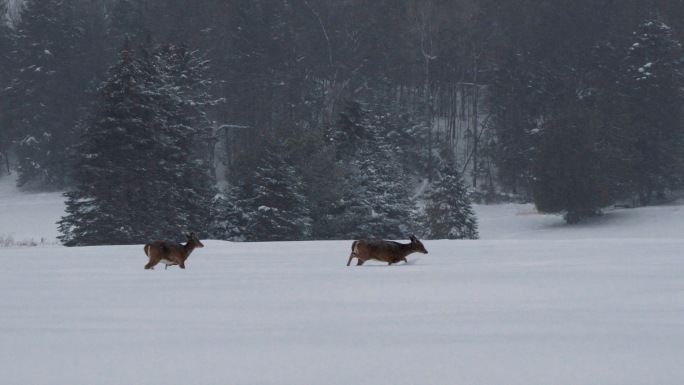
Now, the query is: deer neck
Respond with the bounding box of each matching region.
[398,242,417,257]
[183,242,198,258]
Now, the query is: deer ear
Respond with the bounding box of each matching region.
[410,235,417,242]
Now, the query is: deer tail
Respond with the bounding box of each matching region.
[144,243,150,257]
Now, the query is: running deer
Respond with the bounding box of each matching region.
[143,233,204,270]
[347,235,428,266]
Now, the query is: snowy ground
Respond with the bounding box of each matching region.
[1,174,683,385]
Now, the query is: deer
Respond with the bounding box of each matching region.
[347,235,428,266]
[143,233,204,270]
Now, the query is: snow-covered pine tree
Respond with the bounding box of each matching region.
[211,183,247,242]
[421,161,478,239]
[279,123,343,241]
[370,100,429,179]
[355,142,418,239]
[0,0,13,174]
[11,0,105,188]
[331,101,419,239]
[621,19,684,205]
[58,45,217,246]
[331,100,370,160]
[236,135,312,242]
[147,44,219,239]
[0,0,10,80]
[58,49,156,245]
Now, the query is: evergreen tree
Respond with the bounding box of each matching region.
[621,19,684,205]
[330,100,369,159]
[211,183,247,241]
[486,50,542,197]
[331,101,419,239]
[371,99,429,178]
[334,149,410,239]
[58,45,216,246]
[219,117,338,241]
[532,104,617,224]
[217,132,312,241]
[0,0,13,174]
[283,123,343,241]
[246,153,312,242]
[233,133,312,242]
[219,0,319,130]
[422,161,478,239]
[11,0,106,187]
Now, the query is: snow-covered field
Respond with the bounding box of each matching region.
[1,174,683,385]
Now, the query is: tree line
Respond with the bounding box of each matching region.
[1,0,683,245]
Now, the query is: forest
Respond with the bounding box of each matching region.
[1,0,684,244]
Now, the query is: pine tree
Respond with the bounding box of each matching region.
[532,105,617,224]
[331,101,419,239]
[333,150,395,239]
[621,19,684,205]
[0,0,10,85]
[234,134,312,242]
[486,49,541,197]
[11,0,106,187]
[247,158,312,241]
[331,100,370,159]
[0,0,13,174]
[58,45,217,246]
[211,184,247,241]
[283,123,343,241]
[422,161,478,239]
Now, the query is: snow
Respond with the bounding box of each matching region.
[0,173,64,244]
[1,174,684,384]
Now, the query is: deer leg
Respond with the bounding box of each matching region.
[179,261,186,269]
[347,253,355,266]
[356,258,365,266]
[144,262,156,270]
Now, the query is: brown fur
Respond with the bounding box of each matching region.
[144,233,204,270]
[347,235,428,266]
